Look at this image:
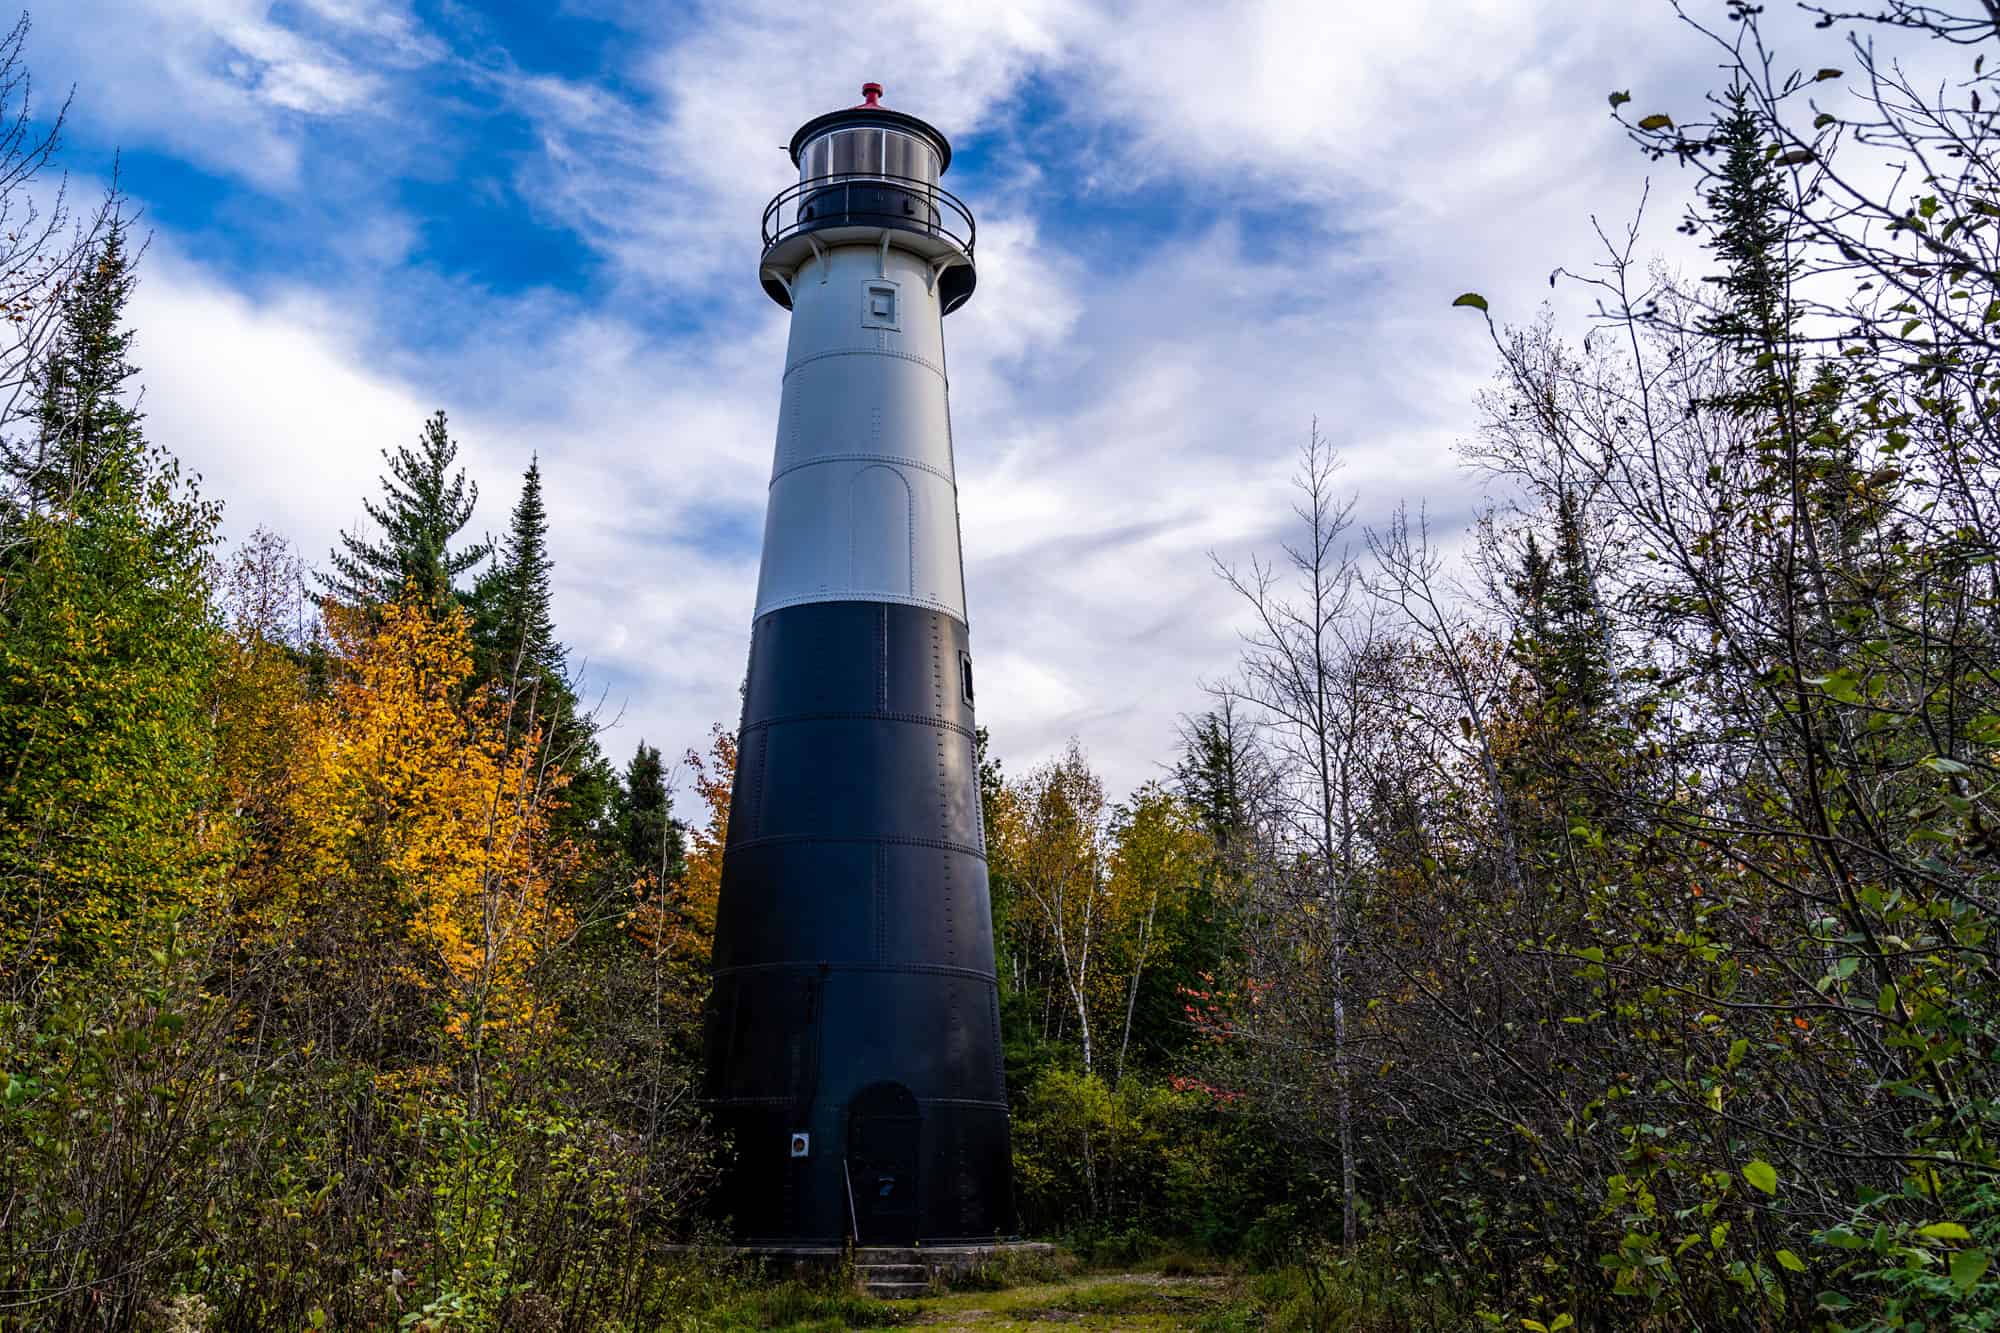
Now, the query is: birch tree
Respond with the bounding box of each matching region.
[1213,422,1368,1247]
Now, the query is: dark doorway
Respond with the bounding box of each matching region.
[847,1082,922,1245]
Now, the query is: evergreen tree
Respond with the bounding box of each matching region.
[1702,85,1793,358]
[0,222,223,979]
[324,409,488,610]
[472,456,560,685]
[465,457,618,841]
[2,217,142,516]
[1510,490,1611,718]
[1512,529,1554,662]
[616,741,684,885]
[1547,490,1610,712]
[1173,703,1255,854]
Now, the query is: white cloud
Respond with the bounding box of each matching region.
[35,0,441,188]
[131,246,774,778]
[86,0,1878,799]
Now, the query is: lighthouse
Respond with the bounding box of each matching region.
[704,85,1012,1246]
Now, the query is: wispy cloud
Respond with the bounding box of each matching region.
[37,0,1799,795]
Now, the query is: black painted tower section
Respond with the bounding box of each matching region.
[705,600,1013,1243]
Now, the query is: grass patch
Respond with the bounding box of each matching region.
[1129,1243,1229,1278]
[679,1238,1464,1332]
[696,1274,912,1331]
[902,1274,1242,1331]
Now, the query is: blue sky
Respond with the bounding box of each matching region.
[31,0,1781,797]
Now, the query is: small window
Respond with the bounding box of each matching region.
[862,282,899,330]
[959,651,975,705]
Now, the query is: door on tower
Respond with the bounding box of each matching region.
[847,1082,922,1245]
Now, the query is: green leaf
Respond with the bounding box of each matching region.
[1637,113,1674,131]
[1522,1322,1549,1333]
[1922,755,1973,775]
[1920,1221,1973,1243]
[1806,670,1863,704]
[1453,292,1489,312]
[1551,1318,1573,1332]
[1777,1249,1807,1272]
[1744,1160,1778,1195]
[1608,91,1631,108]
[1777,149,1816,166]
[1953,1248,1990,1292]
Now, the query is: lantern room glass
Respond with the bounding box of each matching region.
[799,127,940,187]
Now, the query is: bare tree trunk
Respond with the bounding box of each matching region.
[1215,421,1364,1246]
[1113,884,1159,1089]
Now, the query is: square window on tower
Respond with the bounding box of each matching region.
[862,282,899,330]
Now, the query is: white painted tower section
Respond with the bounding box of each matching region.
[753,243,966,625]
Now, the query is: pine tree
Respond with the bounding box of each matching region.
[472,456,560,686]
[616,741,684,885]
[463,457,617,841]
[1512,531,1555,664]
[1173,704,1255,855]
[0,222,223,979]
[324,409,488,610]
[1703,85,1793,359]
[1511,490,1612,719]
[1700,84,1872,672]
[2,217,142,516]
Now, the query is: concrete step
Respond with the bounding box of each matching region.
[862,1280,933,1300]
[856,1262,927,1283]
[854,1247,925,1265]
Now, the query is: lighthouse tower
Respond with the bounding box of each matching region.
[704,85,1012,1246]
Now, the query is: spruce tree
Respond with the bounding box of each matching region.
[617,741,684,884]
[1700,84,1871,670]
[1173,706,1253,854]
[1511,490,1611,719]
[2,217,143,515]
[1512,531,1555,661]
[0,221,222,977]
[324,409,488,610]
[465,457,621,842]
[1703,86,1793,358]
[472,455,560,685]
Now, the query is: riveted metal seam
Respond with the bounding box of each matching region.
[727,831,987,860]
[739,710,977,744]
[783,345,945,383]
[753,589,966,625]
[771,452,957,488]
[714,960,998,984]
[709,1095,1010,1112]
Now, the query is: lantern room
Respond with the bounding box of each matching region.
[759,84,977,314]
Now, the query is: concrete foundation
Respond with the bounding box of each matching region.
[685,1241,1058,1300]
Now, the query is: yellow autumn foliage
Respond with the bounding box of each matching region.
[626,723,730,1033]
[287,596,570,1047]
[675,723,732,951]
